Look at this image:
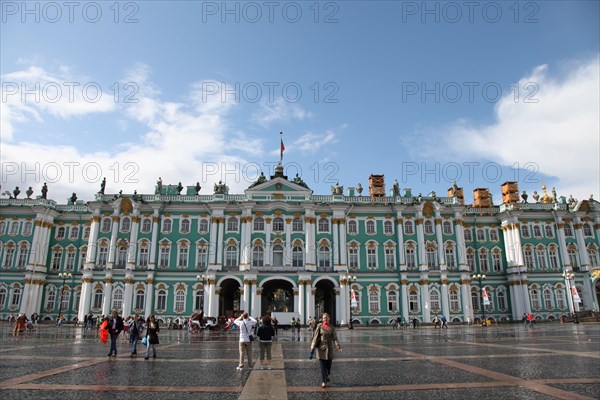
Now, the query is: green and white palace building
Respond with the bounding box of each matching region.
[1,166,599,326]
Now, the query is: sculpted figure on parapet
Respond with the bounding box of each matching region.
[214,181,226,194]
[156,177,163,195]
[41,183,48,199]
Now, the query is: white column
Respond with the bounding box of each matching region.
[435,214,445,270]
[207,278,215,317]
[416,213,427,271]
[85,213,101,268]
[420,277,431,323]
[461,274,471,321]
[145,273,155,319]
[339,218,348,268]
[240,213,251,269]
[251,280,259,317]
[396,213,406,267]
[127,212,140,268]
[78,271,94,321]
[209,216,219,267]
[122,271,134,316]
[243,278,251,312]
[264,217,272,266]
[106,215,120,269]
[441,276,450,320]
[332,219,340,267]
[285,218,292,266]
[574,218,591,268]
[216,217,225,268]
[306,282,315,319]
[400,276,409,322]
[305,209,316,269]
[298,280,305,323]
[101,274,114,315]
[454,213,466,269]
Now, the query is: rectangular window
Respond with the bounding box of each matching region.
[348,248,358,269]
[196,246,208,268]
[385,248,395,270]
[139,247,149,267]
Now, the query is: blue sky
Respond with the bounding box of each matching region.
[1,1,599,202]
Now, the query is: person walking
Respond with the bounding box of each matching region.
[129,314,144,357]
[234,312,257,370]
[256,315,275,369]
[310,312,342,388]
[144,315,160,360]
[107,309,124,357]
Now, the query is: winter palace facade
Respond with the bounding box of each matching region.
[1,168,599,326]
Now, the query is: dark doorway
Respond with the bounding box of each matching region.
[261,280,294,316]
[594,280,600,312]
[219,279,241,318]
[314,279,337,324]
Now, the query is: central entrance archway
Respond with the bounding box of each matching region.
[261,279,294,316]
[314,279,337,324]
[219,279,241,318]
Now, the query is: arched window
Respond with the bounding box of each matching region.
[135,289,145,309]
[56,226,66,240]
[476,228,485,242]
[141,218,152,233]
[424,220,434,235]
[199,219,209,233]
[430,289,440,313]
[69,226,79,240]
[404,220,414,235]
[588,246,599,266]
[409,289,419,312]
[272,217,284,232]
[180,218,190,233]
[583,223,593,237]
[367,245,377,269]
[387,290,398,312]
[227,217,238,232]
[567,247,579,268]
[530,287,541,310]
[427,247,438,270]
[318,218,329,232]
[471,291,480,312]
[252,245,264,267]
[405,244,416,270]
[121,217,131,232]
[348,247,359,270]
[442,221,452,235]
[369,288,380,313]
[253,217,264,231]
[445,245,456,269]
[116,244,128,268]
[497,290,507,311]
[536,247,547,270]
[466,249,475,272]
[178,242,189,268]
[533,225,542,238]
[543,288,553,310]
[524,246,534,270]
[93,288,103,309]
[464,228,472,242]
[520,224,530,238]
[196,244,208,268]
[449,287,460,311]
[318,245,331,269]
[45,287,57,310]
[489,229,499,242]
[492,251,501,272]
[555,287,566,309]
[159,242,171,268]
[112,288,123,311]
[10,286,22,308]
[292,218,303,232]
[51,247,63,271]
[292,246,303,267]
[17,244,29,269]
[272,244,284,266]
[23,221,33,236]
[0,286,7,308]
[384,220,393,235]
[549,246,559,270]
[156,289,167,311]
[139,243,149,267]
[175,289,185,311]
[83,226,91,239]
[101,217,112,233]
[347,220,357,234]
[225,244,238,267]
[162,218,172,233]
[544,225,554,238]
[563,224,573,236]
[385,247,395,270]
[366,220,376,234]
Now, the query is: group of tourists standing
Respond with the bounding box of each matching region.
[100,310,160,360]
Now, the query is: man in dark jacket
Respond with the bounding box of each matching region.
[107,309,124,357]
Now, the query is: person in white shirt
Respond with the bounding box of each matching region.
[234,312,257,370]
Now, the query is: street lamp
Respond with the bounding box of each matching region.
[196,274,207,312]
[562,270,577,323]
[342,274,357,329]
[472,273,486,326]
[57,272,72,326]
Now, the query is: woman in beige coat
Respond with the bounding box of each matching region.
[310,312,342,388]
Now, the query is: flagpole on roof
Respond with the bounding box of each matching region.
[280,131,284,164]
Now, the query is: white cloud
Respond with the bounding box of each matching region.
[293,129,338,154]
[407,55,600,198]
[0,64,268,201]
[1,66,116,141]
[252,97,312,128]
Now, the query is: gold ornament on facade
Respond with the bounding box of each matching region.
[265,218,272,223]
[120,198,133,215]
[415,218,423,225]
[104,278,114,284]
[422,202,434,218]
[440,279,449,285]
[460,279,471,285]
[434,218,442,225]
[146,278,155,284]
[419,279,430,285]
[273,193,284,199]
[207,279,216,285]
[111,215,120,222]
[590,269,600,278]
[132,216,140,223]
[124,278,135,284]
